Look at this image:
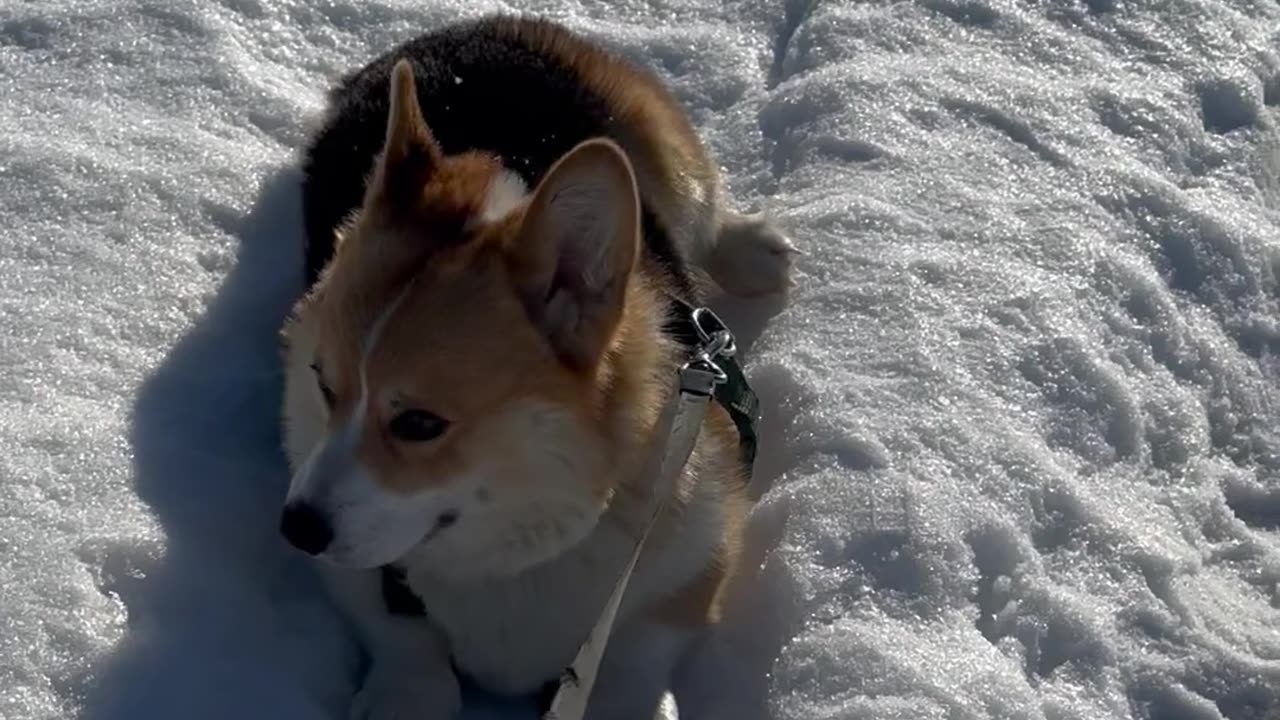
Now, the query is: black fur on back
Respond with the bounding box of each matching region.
[299,15,697,300]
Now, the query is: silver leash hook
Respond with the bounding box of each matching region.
[691,306,737,358]
[680,307,737,390]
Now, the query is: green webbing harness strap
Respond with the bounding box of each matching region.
[662,295,760,470]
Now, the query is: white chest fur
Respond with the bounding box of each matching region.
[403,475,727,696]
[412,536,625,693]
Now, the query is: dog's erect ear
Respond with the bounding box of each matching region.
[371,59,441,204]
[508,139,640,371]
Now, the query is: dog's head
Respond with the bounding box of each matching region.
[279,60,650,578]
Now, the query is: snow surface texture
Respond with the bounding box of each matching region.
[2,0,1279,718]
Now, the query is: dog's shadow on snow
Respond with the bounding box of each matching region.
[83,163,798,720]
[83,166,358,720]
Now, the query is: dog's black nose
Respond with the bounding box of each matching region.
[280,501,333,555]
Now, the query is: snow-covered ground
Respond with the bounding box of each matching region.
[3,0,1280,718]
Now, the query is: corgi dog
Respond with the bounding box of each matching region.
[278,15,794,720]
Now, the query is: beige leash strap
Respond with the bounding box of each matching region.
[541,310,735,720]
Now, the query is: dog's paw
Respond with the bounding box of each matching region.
[708,211,799,298]
[349,663,460,720]
[582,690,679,720]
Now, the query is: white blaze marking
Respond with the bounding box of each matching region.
[474,169,528,227]
[339,280,417,443]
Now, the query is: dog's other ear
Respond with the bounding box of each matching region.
[507,138,640,371]
[370,59,441,205]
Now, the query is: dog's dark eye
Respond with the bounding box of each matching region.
[310,362,335,408]
[389,409,450,443]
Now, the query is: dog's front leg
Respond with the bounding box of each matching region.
[319,565,460,720]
